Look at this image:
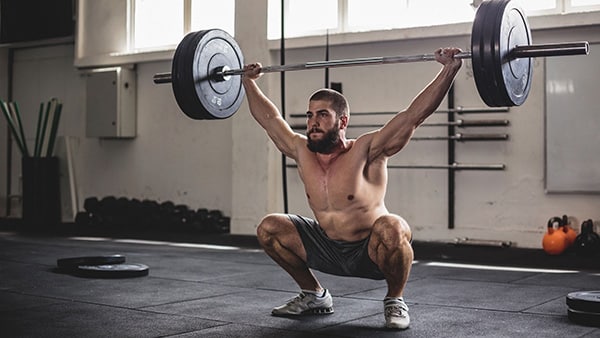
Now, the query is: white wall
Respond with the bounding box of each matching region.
[1,0,599,248]
[2,45,234,220]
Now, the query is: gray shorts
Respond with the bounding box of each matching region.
[288,214,385,280]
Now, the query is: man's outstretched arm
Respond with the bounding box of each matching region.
[367,48,463,162]
[242,63,301,159]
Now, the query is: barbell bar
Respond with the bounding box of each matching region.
[153,0,590,120]
[211,42,587,78]
[153,41,587,83]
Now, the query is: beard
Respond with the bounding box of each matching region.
[306,123,340,154]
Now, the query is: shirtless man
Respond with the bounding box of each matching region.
[242,47,462,330]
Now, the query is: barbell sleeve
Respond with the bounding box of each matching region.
[153,72,172,84]
[510,41,589,58]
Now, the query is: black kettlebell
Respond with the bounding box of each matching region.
[573,219,600,256]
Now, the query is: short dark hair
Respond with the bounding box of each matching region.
[309,88,349,118]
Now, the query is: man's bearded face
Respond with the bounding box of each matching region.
[306,120,340,154]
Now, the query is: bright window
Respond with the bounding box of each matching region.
[134,0,184,50]
[133,0,235,51]
[572,0,600,5]
[522,0,558,11]
[347,0,476,31]
[268,0,338,39]
[346,0,408,31]
[268,0,600,40]
[191,0,235,34]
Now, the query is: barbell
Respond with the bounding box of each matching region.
[153,0,589,120]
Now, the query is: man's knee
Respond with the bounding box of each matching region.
[257,214,280,243]
[372,215,412,246]
[369,215,414,272]
[256,213,296,246]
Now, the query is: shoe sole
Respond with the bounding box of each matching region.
[272,307,334,316]
[385,323,410,330]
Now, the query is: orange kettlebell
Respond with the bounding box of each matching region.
[561,215,578,248]
[542,217,568,255]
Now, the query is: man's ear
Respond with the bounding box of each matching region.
[340,115,349,129]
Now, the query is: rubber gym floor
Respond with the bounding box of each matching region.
[1,229,599,338]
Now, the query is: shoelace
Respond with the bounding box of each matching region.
[286,293,306,306]
[385,304,408,318]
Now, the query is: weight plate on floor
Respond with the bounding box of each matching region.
[566,291,600,313]
[57,255,126,270]
[76,263,149,278]
[471,0,532,107]
[172,29,245,120]
[568,308,600,327]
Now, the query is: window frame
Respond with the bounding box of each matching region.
[268,0,600,40]
[73,0,600,68]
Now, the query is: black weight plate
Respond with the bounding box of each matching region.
[57,255,126,270]
[172,29,244,120]
[472,0,532,107]
[488,0,510,106]
[568,308,600,327]
[194,29,245,119]
[76,263,149,278]
[567,291,600,313]
[471,0,499,107]
[496,0,532,106]
[482,0,508,107]
[172,31,203,119]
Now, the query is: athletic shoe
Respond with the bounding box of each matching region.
[272,289,334,316]
[384,297,410,329]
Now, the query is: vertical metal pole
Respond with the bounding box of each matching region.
[447,85,455,229]
[280,0,289,214]
[325,30,330,88]
[5,48,14,217]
